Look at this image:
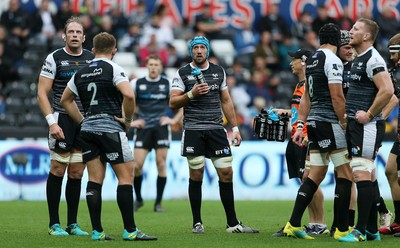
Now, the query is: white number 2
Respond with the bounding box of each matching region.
[87,82,98,105]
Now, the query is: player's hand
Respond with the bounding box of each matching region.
[302,136,309,146]
[292,129,304,147]
[355,110,370,124]
[49,124,65,140]
[131,119,145,128]
[192,82,209,96]
[159,116,173,126]
[231,127,242,146]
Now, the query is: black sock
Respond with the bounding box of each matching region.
[394,201,400,223]
[335,178,352,231]
[66,177,81,226]
[355,180,373,234]
[46,173,63,227]
[366,181,380,233]
[86,181,103,232]
[349,209,356,227]
[378,196,389,214]
[189,179,202,226]
[289,177,318,227]
[133,175,143,202]
[155,176,166,205]
[219,181,239,227]
[117,184,136,232]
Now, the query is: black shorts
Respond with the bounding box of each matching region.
[347,119,385,159]
[285,139,307,179]
[134,125,170,150]
[48,112,82,153]
[307,120,347,152]
[181,129,231,158]
[390,141,400,155]
[80,131,134,164]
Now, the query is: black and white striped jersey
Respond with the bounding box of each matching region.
[40,48,94,114]
[131,75,171,128]
[306,48,343,123]
[67,58,129,133]
[172,62,227,130]
[346,47,387,120]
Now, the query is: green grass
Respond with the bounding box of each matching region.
[0,200,398,247]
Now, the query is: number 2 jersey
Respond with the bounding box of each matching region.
[67,58,129,133]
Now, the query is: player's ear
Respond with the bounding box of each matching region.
[62,33,66,41]
[83,35,86,43]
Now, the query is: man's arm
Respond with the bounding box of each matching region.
[382,94,398,120]
[116,81,135,129]
[357,71,394,124]
[221,89,241,146]
[60,87,83,124]
[37,75,65,139]
[329,82,347,125]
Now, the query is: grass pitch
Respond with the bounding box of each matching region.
[0,200,398,247]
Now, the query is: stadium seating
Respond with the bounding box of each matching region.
[210,39,235,65]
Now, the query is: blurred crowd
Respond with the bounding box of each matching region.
[0,0,399,140]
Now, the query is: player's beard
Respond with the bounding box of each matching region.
[194,56,207,66]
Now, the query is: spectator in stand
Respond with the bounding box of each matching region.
[119,23,141,54]
[311,5,336,34]
[336,6,353,31]
[233,19,260,67]
[0,41,19,87]
[138,34,168,67]
[226,59,252,86]
[278,34,300,71]
[193,3,223,40]
[258,2,290,43]
[302,30,319,52]
[54,0,73,34]
[154,3,174,29]
[80,13,99,51]
[173,17,194,41]
[79,0,101,26]
[0,0,30,67]
[98,15,118,42]
[291,11,313,43]
[253,31,280,70]
[252,55,270,81]
[246,69,273,108]
[107,4,128,39]
[376,6,400,47]
[166,43,186,68]
[140,13,174,49]
[30,0,57,49]
[128,0,149,29]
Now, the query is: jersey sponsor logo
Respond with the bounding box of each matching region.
[157,139,170,146]
[351,74,361,81]
[187,75,195,80]
[308,120,316,128]
[215,146,231,155]
[212,73,218,79]
[356,62,363,69]
[159,84,166,91]
[306,60,318,69]
[318,139,331,149]
[58,70,77,78]
[60,60,69,66]
[0,146,50,183]
[58,142,67,149]
[106,152,119,161]
[209,84,220,91]
[186,146,194,153]
[135,141,143,147]
[81,68,103,78]
[41,67,52,74]
[139,84,147,90]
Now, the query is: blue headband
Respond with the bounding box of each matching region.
[189,36,210,59]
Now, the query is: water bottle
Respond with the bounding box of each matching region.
[266,118,275,141]
[276,113,289,142]
[192,66,207,84]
